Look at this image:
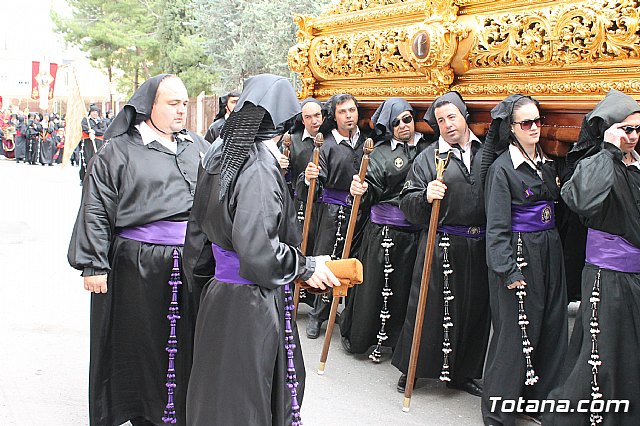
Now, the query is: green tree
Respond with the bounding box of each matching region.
[193,0,329,93]
[52,0,216,98]
[52,0,158,98]
[153,1,217,95]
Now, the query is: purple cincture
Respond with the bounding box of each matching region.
[211,244,254,284]
[511,201,555,233]
[437,225,486,238]
[586,228,640,273]
[210,244,303,425]
[117,220,187,424]
[117,220,187,246]
[162,249,182,424]
[284,284,303,426]
[370,203,422,230]
[318,188,351,206]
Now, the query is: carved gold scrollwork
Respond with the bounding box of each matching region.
[455,79,640,97]
[289,15,317,99]
[310,30,417,79]
[322,0,409,15]
[469,0,640,69]
[397,19,469,94]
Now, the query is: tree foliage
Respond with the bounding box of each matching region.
[52,0,216,97]
[53,0,328,97]
[193,0,330,93]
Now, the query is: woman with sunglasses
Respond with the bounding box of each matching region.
[480,94,568,426]
[544,90,640,426]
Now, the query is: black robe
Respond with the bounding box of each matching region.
[287,129,319,305]
[298,130,366,321]
[392,140,490,383]
[183,141,310,426]
[544,144,640,426]
[481,148,568,426]
[80,116,106,181]
[204,117,225,144]
[340,137,428,354]
[68,128,208,426]
[14,124,27,161]
[25,120,42,164]
[39,122,56,165]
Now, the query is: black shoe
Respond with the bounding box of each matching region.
[306,320,322,339]
[397,374,406,393]
[446,378,483,397]
[341,336,353,354]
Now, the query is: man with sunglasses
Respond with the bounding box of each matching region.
[392,91,490,398]
[340,98,429,359]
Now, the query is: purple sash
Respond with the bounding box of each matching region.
[318,188,351,207]
[511,201,555,233]
[370,203,421,230]
[438,225,486,238]
[586,228,640,273]
[117,220,188,423]
[118,220,187,246]
[211,243,255,285]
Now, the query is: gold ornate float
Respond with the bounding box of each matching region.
[288,0,640,154]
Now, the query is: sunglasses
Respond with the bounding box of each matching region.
[622,124,640,134]
[512,117,542,131]
[392,115,413,128]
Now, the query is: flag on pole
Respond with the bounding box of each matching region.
[62,67,87,168]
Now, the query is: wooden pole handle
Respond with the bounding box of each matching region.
[403,149,451,411]
[317,137,375,374]
[294,132,324,317]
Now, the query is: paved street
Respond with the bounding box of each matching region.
[0,159,542,425]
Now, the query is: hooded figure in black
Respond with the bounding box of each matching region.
[182,74,339,426]
[544,90,640,426]
[79,104,107,182]
[39,113,56,166]
[295,93,368,339]
[14,115,27,162]
[480,94,567,426]
[68,74,209,426]
[283,97,325,307]
[25,112,43,164]
[204,90,240,143]
[391,91,489,398]
[339,97,429,359]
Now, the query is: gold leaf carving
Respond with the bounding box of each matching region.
[469,0,640,69]
[322,0,409,15]
[455,79,640,97]
[311,30,417,79]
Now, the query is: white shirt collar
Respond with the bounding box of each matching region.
[509,144,549,170]
[331,127,360,147]
[136,121,177,154]
[437,131,480,153]
[627,149,640,170]
[262,137,282,161]
[390,132,422,151]
[302,128,313,141]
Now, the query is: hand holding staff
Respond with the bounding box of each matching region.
[280,133,292,176]
[403,149,452,412]
[318,137,375,375]
[293,133,324,316]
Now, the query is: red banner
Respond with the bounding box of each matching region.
[48,63,58,100]
[31,61,40,101]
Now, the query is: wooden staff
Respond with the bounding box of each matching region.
[403,149,452,412]
[318,137,375,375]
[281,133,291,177]
[293,133,324,317]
